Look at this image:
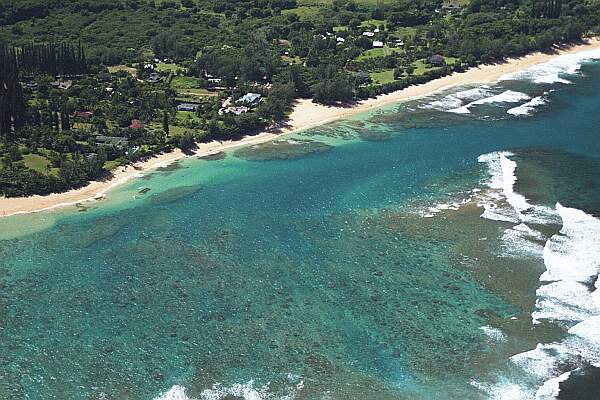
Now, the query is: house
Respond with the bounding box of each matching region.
[222,106,249,115]
[50,80,72,90]
[372,41,384,48]
[442,0,462,10]
[95,135,129,148]
[362,31,375,37]
[147,73,161,83]
[428,54,446,67]
[177,103,199,112]
[74,111,93,119]
[129,119,144,129]
[336,37,345,43]
[236,93,262,105]
[356,72,372,85]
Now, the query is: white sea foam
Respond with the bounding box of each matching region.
[154,385,195,400]
[477,151,557,225]
[535,371,571,399]
[424,87,491,111]
[500,223,545,258]
[154,376,304,400]
[471,379,532,400]
[507,96,547,116]
[500,47,600,84]
[480,325,507,342]
[448,90,531,114]
[539,204,600,283]
[485,204,600,399]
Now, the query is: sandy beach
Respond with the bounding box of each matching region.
[2,38,600,217]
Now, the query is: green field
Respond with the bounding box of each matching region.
[107,64,136,75]
[171,76,202,89]
[155,63,183,73]
[370,69,396,85]
[357,46,404,61]
[22,154,51,173]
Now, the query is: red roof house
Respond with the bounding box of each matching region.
[129,119,144,129]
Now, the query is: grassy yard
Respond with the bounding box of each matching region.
[360,19,386,29]
[282,6,323,19]
[23,154,51,173]
[370,69,396,85]
[155,63,183,73]
[22,153,59,175]
[282,55,302,65]
[393,26,418,39]
[357,46,404,61]
[103,160,122,171]
[176,111,202,124]
[107,64,137,75]
[175,88,218,103]
[171,76,202,89]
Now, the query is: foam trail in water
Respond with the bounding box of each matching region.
[154,385,194,400]
[480,203,600,399]
[154,376,304,400]
[423,87,491,111]
[448,90,531,114]
[500,47,600,84]
[507,96,547,116]
[477,151,557,225]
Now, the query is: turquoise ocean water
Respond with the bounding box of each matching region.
[2,52,600,400]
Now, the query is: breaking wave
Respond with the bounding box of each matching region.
[153,375,305,400]
[500,47,600,84]
[447,90,531,114]
[507,96,547,116]
[472,152,600,399]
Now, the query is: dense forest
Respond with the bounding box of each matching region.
[0,0,599,197]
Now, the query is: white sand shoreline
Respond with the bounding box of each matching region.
[2,38,600,218]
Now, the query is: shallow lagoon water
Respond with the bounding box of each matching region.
[2,61,600,400]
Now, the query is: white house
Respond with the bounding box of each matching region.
[362,31,375,37]
[236,93,262,105]
[372,41,384,48]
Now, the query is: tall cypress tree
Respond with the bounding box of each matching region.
[0,43,26,136]
[163,111,170,135]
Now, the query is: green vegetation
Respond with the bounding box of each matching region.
[357,46,404,61]
[370,69,395,85]
[1,0,599,196]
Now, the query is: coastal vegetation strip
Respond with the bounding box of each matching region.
[0,0,599,200]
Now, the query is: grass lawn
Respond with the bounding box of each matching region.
[22,154,51,173]
[155,63,183,73]
[73,122,93,130]
[393,26,417,39]
[176,111,202,124]
[282,6,323,19]
[360,19,386,29]
[175,88,219,101]
[282,55,302,65]
[107,65,137,75]
[411,59,431,75]
[103,160,122,171]
[370,69,396,85]
[357,46,403,61]
[171,76,202,89]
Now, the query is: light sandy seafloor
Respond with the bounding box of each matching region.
[2,38,600,217]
